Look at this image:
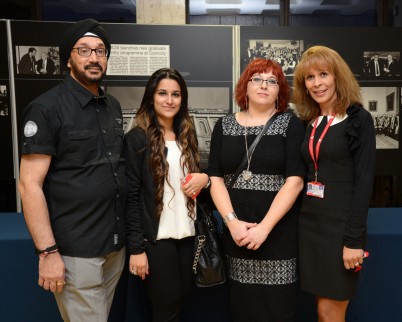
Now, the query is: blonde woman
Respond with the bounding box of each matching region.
[293,46,376,322]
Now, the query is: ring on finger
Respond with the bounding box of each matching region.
[131,269,137,275]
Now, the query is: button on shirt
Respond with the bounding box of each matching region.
[20,75,127,257]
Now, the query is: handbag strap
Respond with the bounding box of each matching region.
[227,112,279,190]
[192,234,206,274]
[192,202,209,274]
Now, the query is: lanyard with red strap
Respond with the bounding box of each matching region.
[308,115,335,182]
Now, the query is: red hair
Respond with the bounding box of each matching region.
[235,58,290,112]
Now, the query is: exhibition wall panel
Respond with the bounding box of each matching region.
[2,20,402,208]
[9,21,234,179]
[240,26,402,175]
[0,21,16,211]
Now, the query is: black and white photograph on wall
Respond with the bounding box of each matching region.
[361,86,399,149]
[386,92,395,111]
[362,51,400,79]
[0,85,8,116]
[243,39,304,76]
[105,85,231,168]
[15,46,60,75]
[369,100,377,112]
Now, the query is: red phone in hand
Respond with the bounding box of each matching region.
[354,251,370,272]
[182,174,200,199]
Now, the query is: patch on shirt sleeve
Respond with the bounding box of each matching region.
[24,121,38,137]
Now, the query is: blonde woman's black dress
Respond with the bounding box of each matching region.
[299,105,375,300]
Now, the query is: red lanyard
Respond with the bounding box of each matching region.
[308,115,335,181]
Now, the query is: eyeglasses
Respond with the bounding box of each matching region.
[72,47,108,58]
[249,76,278,87]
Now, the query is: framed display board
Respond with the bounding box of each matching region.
[10,21,234,170]
[103,24,234,168]
[0,21,16,211]
[5,21,402,209]
[240,26,402,175]
[0,21,12,180]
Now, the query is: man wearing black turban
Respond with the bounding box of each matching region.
[59,18,111,66]
[19,19,126,322]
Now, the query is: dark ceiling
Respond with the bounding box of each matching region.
[1,0,386,23]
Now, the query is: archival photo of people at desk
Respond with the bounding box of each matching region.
[361,86,400,149]
[106,85,230,169]
[362,51,400,79]
[15,45,60,75]
[243,39,303,76]
[0,85,8,116]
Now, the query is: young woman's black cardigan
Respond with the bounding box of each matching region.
[124,127,211,255]
[124,127,159,255]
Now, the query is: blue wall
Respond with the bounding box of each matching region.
[1,208,401,322]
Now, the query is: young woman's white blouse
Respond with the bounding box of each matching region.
[156,140,195,240]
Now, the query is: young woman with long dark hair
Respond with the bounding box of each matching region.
[124,68,209,322]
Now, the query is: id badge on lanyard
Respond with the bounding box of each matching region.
[306,181,325,198]
[307,115,335,199]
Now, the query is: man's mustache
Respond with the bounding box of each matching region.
[84,64,103,72]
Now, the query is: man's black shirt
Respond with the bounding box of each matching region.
[20,75,127,257]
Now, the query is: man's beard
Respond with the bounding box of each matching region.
[69,60,106,87]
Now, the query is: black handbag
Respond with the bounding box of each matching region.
[192,202,226,287]
[192,113,279,287]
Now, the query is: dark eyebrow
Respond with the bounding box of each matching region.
[157,89,181,93]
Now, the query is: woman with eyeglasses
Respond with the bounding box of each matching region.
[208,58,305,322]
[292,46,375,322]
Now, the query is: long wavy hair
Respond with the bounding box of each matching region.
[135,68,199,219]
[235,58,290,112]
[292,45,363,122]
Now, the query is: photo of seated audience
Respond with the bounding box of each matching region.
[361,86,400,149]
[373,113,399,141]
[0,85,8,116]
[243,39,302,76]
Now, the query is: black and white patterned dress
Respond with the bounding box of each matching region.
[208,111,306,322]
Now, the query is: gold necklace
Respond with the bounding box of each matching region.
[242,109,276,181]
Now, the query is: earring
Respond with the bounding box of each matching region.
[275,97,279,110]
[306,89,309,95]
